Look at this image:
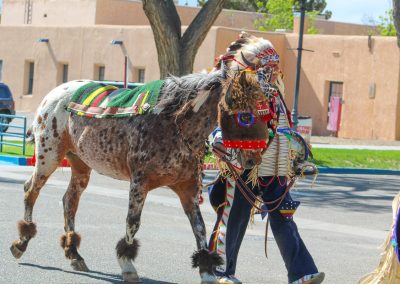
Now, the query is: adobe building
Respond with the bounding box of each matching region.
[0,0,399,140]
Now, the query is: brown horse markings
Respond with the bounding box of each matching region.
[10,68,271,282]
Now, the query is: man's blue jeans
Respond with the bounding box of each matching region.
[209,173,319,282]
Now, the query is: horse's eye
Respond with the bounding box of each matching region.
[240,113,252,123]
[236,112,256,127]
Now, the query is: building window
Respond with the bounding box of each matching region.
[0,60,3,82]
[62,64,68,83]
[27,61,35,95]
[94,65,106,81]
[138,69,145,83]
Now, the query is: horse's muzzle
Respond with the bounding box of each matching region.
[238,149,263,169]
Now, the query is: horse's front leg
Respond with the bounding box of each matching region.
[171,179,223,284]
[116,178,147,283]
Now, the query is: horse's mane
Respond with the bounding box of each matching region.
[154,32,276,116]
[154,70,223,115]
[214,32,276,71]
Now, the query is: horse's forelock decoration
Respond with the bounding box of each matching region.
[9,37,271,283]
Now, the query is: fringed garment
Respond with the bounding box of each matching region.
[359,193,400,284]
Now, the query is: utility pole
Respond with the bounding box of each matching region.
[291,0,306,131]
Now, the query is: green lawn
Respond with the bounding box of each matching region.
[205,148,400,170]
[1,141,399,170]
[310,148,400,170]
[0,140,34,156]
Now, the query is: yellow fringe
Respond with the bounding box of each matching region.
[247,166,259,187]
[359,193,400,284]
[250,199,262,225]
[216,159,231,178]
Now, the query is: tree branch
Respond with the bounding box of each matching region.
[143,0,182,77]
[181,0,225,58]
[143,0,181,39]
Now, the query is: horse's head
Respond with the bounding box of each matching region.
[218,71,277,168]
[216,32,282,169]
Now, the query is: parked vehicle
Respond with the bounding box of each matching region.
[0,83,15,133]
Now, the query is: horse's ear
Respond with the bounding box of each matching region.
[239,71,248,87]
[225,81,233,107]
[241,51,256,70]
[220,60,228,79]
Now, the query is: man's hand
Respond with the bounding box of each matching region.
[212,142,227,158]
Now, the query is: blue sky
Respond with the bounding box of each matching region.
[178,0,393,25]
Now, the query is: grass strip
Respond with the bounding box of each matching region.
[310,148,400,170]
[0,140,34,157]
[205,148,400,170]
[2,141,400,170]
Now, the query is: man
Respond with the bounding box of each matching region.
[207,32,324,284]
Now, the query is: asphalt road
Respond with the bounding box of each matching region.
[0,166,398,284]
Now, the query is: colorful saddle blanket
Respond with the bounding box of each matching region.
[66,80,164,118]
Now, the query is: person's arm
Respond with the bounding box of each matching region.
[209,127,226,157]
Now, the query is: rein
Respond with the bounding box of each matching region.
[216,149,295,213]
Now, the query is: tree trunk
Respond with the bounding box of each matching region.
[394,0,400,47]
[143,0,225,78]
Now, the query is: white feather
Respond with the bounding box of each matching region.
[192,89,210,113]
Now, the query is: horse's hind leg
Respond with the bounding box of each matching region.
[60,152,91,272]
[116,178,147,283]
[10,141,63,259]
[171,179,223,284]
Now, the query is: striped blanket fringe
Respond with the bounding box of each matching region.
[66,80,164,118]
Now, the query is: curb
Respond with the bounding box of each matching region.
[0,155,27,166]
[0,155,399,175]
[317,167,400,175]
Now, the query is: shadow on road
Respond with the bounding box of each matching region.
[19,263,177,284]
[295,175,399,212]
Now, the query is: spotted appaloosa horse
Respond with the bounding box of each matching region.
[9,68,270,282]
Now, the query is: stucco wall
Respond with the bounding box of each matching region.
[95,0,263,30]
[314,19,378,36]
[2,0,97,25]
[282,34,400,140]
[0,25,219,111]
[2,0,261,30]
[0,24,398,140]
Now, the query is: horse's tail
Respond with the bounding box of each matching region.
[25,126,35,143]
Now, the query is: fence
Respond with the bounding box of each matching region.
[0,114,27,155]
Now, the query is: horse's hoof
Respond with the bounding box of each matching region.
[122,272,141,283]
[200,273,218,284]
[71,259,89,272]
[10,243,24,259]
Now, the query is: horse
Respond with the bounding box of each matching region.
[9,60,273,282]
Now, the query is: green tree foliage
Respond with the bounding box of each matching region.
[255,0,332,32]
[298,0,331,19]
[256,0,294,31]
[198,0,268,12]
[377,9,397,36]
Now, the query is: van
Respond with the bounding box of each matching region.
[0,83,15,132]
